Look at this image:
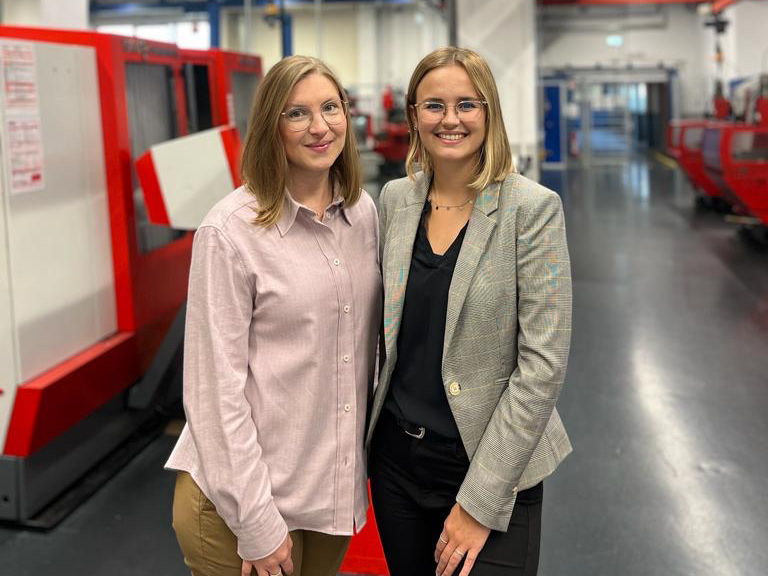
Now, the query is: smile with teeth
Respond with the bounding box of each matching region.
[437,133,466,141]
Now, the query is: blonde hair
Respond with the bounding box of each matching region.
[241,55,361,227]
[405,47,514,190]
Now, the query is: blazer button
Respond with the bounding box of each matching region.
[448,382,461,396]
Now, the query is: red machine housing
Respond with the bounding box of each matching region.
[180,48,262,139]
[714,96,731,120]
[756,97,768,127]
[702,122,768,225]
[0,29,389,570]
[0,25,192,459]
[667,119,723,200]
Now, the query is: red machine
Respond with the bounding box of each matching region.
[702,122,768,225]
[712,78,732,120]
[754,75,768,127]
[373,87,409,179]
[667,75,768,211]
[698,76,768,224]
[713,96,731,120]
[180,48,262,138]
[373,119,410,178]
[0,25,194,524]
[347,92,374,150]
[667,119,724,204]
[757,97,768,126]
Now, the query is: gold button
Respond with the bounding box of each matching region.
[448,382,461,396]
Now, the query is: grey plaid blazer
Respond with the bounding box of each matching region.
[366,171,573,532]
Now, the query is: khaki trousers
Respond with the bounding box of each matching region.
[172,472,350,576]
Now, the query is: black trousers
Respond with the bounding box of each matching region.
[369,409,543,576]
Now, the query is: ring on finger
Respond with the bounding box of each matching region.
[439,535,448,544]
[453,549,465,557]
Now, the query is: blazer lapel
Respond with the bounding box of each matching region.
[444,182,501,353]
[383,175,429,361]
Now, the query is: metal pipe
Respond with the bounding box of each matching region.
[208,0,220,48]
[243,0,252,53]
[315,0,323,58]
[447,0,457,47]
[281,0,293,57]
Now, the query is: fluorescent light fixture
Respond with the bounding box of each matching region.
[606,35,624,48]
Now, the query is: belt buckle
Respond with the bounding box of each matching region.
[403,425,425,440]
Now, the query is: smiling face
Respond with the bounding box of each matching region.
[412,64,486,172]
[279,72,347,182]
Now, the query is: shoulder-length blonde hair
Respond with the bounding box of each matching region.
[405,47,514,190]
[241,55,361,227]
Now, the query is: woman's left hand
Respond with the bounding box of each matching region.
[435,503,491,576]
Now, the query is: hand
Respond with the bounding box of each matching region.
[434,503,490,576]
[242,533,294,576]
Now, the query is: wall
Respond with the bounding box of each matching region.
[222,6,358,81]
[459,0,540,176]
[373,4,447,91]
[701,0,768,83]
[2,0,89,29]
[221,4,446,94]
[539,4,709,116]
[221,3,447,130]
[730,0,768,78]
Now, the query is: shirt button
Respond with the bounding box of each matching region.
[343,355,350,363]
[343,305,350,314]
[448,382,461,396]
[344,404,351,412]
[333,258,340,266]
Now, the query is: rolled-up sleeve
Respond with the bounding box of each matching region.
[183,225,288,560]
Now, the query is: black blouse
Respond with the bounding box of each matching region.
[384,204,468,439]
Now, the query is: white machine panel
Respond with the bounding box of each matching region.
[153,128,235,230]
[136,126,238,231]
[0,39,116,445]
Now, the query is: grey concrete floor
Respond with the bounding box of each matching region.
[1,157,767,575]
[540,159,768,576]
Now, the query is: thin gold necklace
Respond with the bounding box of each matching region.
[428,189,473,211]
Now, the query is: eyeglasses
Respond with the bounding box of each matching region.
[280,99,348,132]
[412,100,487,120]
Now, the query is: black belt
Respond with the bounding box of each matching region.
[381,408,459,444]
[398,417,426,439]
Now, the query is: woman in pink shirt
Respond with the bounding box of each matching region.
[166,56,382,576]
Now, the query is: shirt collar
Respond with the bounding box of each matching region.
[275,192,301,236]
[332,193,354,226]
[275,186,352,236]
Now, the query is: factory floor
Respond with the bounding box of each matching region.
[1,155,767,576]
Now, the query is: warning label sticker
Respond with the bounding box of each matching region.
[2,45,38,110]
[6,116,44,194]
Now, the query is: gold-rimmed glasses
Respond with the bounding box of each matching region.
[280,99,348,132]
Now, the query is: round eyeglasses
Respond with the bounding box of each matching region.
[412,100,487,120]
[280,99,348,132]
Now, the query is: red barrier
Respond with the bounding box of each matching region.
[340,486,389,575]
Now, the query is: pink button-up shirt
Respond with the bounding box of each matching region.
[166,186,382,561]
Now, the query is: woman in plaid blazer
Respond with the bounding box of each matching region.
[366,47,572,576]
